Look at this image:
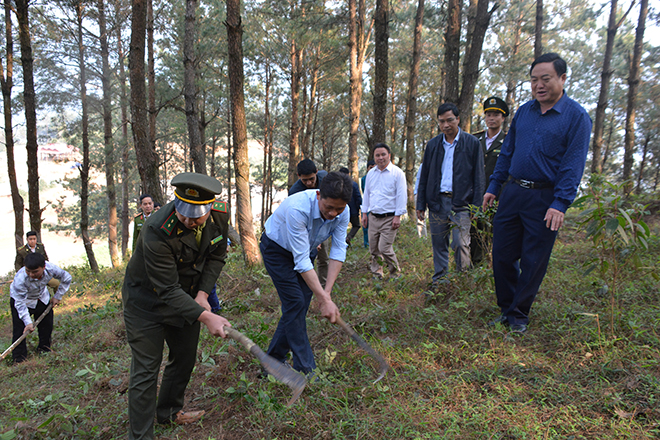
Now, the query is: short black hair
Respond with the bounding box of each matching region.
[24,252,46,270]
[339,167,350,174]
[373,143,391,155]
[154,202,162,208]
[139,194,152,202]
[530,53,567,76]
[297,158,317,176]
[319,171,353,203]
[437,102,459,117]
[367,160,376,167]
[26,231,37,238]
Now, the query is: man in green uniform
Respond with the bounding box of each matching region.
[132,194,155,252]
[471,96,509,265]
[122,173,231,440]
[15,231,49,271]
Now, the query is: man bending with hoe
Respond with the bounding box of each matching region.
[261,171,352,376]
[9,252,71,363]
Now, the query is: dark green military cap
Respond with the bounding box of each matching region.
[483,96,509,117]
[171,172,223,218]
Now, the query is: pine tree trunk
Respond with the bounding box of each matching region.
[372,0,388,153]
[130,0,162,203]
[15,0,41,235]
[591,0,620,174]
[404,0,424,219]
[458,0,495,132]
[634,135,649,195]
[534,0,543,59]
[226,0,261,266]
[622,0,647,194]
[97,0,119,267]
[301,47,319,161]
[76,2,99,273]
[443,0,461,104]
[2,0,23,249]
[262,62,271,229]
[184,0,205,174]
[147,0,156,162]
[348,0,368,178]
[117,0,130,259]
[288,37,302,186]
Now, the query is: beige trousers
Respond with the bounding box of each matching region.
[368,213,400,276]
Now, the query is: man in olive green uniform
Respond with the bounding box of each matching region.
[122,173,232,440]
[471,96,509,264]
[15,231,49,271]
[132,194,155,252]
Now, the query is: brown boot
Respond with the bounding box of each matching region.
[173,410,205,425]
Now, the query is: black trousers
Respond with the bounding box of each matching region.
[10,298,53,363]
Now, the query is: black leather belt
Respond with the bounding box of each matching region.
[512,177,553,189]
[371,212,395,218]
[440,192,452,197]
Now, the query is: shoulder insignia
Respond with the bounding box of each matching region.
[211,235,224,245]
[160,212,178,236]
[212,200,227,213]
[134,213,143,219]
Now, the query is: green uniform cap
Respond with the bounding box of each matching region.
[171,172,223,218]
[483,96,509,117]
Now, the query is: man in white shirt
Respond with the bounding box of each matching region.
[361,143,407,280]
[10,252,72,363]
[416,103,485,287]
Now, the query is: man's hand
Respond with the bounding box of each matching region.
[51,298,60,307]
[416,210,425,221]
[544,208,564,231]
[23,323,34,334]
[318,298,340,324]
[198,311,231,338]
[482,192,496,210]
[195,290,211,312]
[361,213,369,229]
[391,215,401,230]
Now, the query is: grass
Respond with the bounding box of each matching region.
[0,214,658,439]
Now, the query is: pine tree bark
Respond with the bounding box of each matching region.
[372,0,389,152]
[75,2,99,273]
[634,134,649,194]
[97,0,119,267]
[301,47,319,161]
[117,0,130,259]
[1,0,23,249]
[130,0,163,203]
[184,0,205,174]
[15,0,41,235]
[591,0,632,174]
[225,0,261,266]
[288,37,302,186]
[443,0,461,104]
[622,0,647,194]
[404,0,424,218]
[534,0,543,59]
[147,0,156,161]
[348,0,370,178]
[458,0,496,131]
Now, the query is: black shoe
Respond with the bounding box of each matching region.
[487,315,509,327]
[510,324,527,334]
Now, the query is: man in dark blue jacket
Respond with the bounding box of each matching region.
[416,102,485,287]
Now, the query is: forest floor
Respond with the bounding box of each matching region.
[0,213,658,439]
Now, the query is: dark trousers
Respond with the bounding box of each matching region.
[124,308,201,440]
[260,233,317,374]
[492,182,558,326]
[10,298,53,363]
[346,215,361,243]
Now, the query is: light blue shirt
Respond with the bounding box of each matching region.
[440,128,461,192]
[10,261,72,326]
[264,190,349,273]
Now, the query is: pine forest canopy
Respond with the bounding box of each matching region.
[0,0,658,268]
